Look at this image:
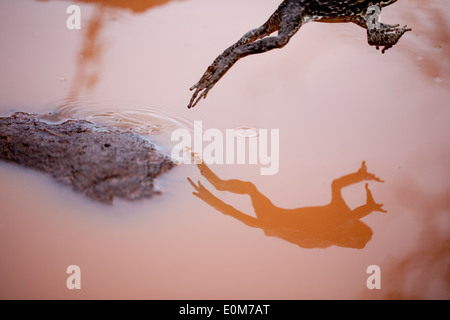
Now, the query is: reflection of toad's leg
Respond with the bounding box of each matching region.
[188,178,261,228]
[351,184,387,219]
[331,161,383,205]
[196,163,276,218]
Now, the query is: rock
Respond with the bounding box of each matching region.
[0,112,175,204]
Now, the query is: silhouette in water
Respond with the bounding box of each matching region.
[188,161,386,249]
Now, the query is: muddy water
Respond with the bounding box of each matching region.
[0,0,449,299]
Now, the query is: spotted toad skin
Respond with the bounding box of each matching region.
[188,0,411,109]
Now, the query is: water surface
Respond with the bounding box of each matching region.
[0,0,449,299]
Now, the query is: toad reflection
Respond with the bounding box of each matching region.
[188,161,386,249]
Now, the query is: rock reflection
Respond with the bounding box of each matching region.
[35,0,184,101]
[188,161,386,249]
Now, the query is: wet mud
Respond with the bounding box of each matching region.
[0,112,174,203]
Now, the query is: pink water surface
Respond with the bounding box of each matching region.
[0,0,449,299]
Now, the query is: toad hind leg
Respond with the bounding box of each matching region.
[188,1,305,109]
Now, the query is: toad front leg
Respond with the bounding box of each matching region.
[363,6,411,54]
[188,1,305,109]
[367,24,411,54]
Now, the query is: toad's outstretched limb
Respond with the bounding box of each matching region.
[188,1,304,109]
[187,0,411,109]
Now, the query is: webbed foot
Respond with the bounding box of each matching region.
[368,24,412,53]
[365,183,387,213]
[357,161,384,183]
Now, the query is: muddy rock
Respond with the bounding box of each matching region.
[0,112,175,204]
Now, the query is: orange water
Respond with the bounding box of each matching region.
[0,0,449,299]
